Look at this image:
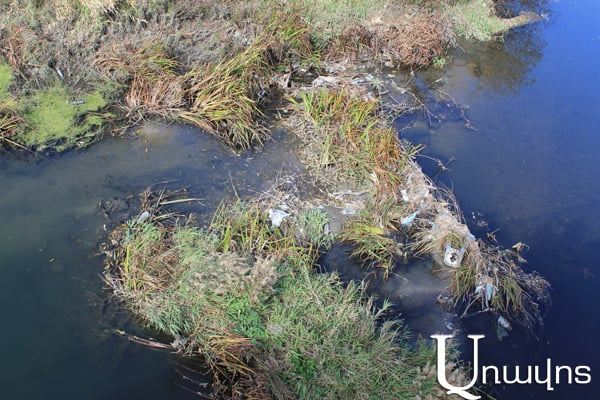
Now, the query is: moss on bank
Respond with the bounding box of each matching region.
[20,85,107,150]
[0,63,108,150]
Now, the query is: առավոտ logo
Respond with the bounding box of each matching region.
[430,334,592,399]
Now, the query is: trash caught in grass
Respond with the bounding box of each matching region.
[103,195,472,398]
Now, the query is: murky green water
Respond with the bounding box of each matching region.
[0,123,300,399]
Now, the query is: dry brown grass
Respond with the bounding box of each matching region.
[97,43,186,122]
[180,41,271,149]
[380,13,452,68]
[0,109,28,149]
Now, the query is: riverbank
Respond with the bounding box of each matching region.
[0,0,541,151]
[102,86,550,398]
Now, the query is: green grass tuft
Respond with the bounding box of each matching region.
[105,199,470,397]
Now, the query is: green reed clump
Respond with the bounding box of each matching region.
[105,198,469,398]
[340,218,398,277]
[295,89,413,194]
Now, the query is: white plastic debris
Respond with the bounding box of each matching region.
[171,334,188,352]
[400,189,409,202]
[136,210,151,224]
[498,315,511,329]
[340,209,356,215]
[401,210,420,227]
[485,282,495,303]
[496,315,512,341]
[443,243,465,268]
[268,209,289,228]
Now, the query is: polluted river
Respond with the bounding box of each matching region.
[1,1,599,399]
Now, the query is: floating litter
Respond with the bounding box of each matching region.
[401,209,420,227]
[268,209,289,228]
[443,243,465,268]
[496,315,512,341]
[136,211,151,224]
[498,315,511,329]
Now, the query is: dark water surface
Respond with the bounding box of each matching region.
[0,124,300,399]
[401,0,600,398]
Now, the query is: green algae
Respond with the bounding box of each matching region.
[19,84,108,151]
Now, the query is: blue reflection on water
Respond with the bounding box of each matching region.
[402,1,600,398]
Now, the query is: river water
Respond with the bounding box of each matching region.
[0,124,300,399]
[400,0,600,398]
[1,1,598,399]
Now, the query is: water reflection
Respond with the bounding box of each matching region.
[401,0,600,398]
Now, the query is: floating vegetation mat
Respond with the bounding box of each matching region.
[104,195,473,399]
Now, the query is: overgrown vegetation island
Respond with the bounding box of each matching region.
[1,1,549,398]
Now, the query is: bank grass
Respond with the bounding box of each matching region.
[445,0,508,41]
[180,41,272,150]
[294,88,411,195]
[0,0,530,152]
[96,43,186,122]
[340,217,398,277]
[180,11,317,150]
[105,198,469,398]
[295,206,333,248]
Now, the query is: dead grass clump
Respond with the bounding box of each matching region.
[180,42,270,150]
[97,43,186,122]
[292,88,411,194]
[0,25,33,83]
[327,24,377,59]
[180,10,317,150]
[409,199,551,332]
[0,108,28,149]
[376,13,453,68]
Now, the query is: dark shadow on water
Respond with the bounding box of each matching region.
[317,244,457,342]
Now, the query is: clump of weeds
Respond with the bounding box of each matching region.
[104,196,471,398]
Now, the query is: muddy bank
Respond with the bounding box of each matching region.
[0,0,543,152]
